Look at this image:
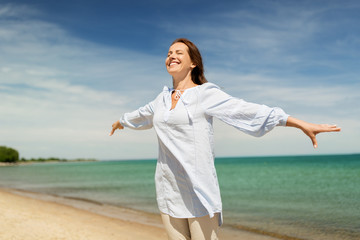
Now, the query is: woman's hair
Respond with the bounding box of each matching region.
[171,38,207,85]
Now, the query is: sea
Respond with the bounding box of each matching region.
[0,154,359,240]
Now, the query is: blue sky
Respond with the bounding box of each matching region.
[0,0,359,160]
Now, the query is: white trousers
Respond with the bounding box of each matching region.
[160,212,220,240]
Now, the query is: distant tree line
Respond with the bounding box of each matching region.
[0,146,19,163]
[0,146,96,163]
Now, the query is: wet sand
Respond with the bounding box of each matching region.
[0,188,280,240]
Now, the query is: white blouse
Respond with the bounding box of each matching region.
[120,82,289,225]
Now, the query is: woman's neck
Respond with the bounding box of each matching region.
[172,72,197,90]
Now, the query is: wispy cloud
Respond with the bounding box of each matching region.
[0,3,39,18]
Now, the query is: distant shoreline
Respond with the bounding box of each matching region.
[0,159,97,167]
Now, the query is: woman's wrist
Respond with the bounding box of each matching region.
[286,116,306,130]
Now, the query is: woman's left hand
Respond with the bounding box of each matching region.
[109,120,124,136]
[286,116,341,148]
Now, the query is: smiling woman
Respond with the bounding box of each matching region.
[109,38,341,240]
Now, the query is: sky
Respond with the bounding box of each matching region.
[0,0,359,160]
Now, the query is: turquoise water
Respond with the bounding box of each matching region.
[216,155,360,239]
[0,154,359,240]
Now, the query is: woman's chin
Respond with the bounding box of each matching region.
[166,68,179,75]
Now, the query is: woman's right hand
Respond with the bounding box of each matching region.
[109,120,124,136]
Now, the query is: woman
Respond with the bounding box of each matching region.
[109,38,340,240]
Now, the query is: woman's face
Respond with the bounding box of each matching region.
[165,42,195,76]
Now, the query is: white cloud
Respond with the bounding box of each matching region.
[0,3,39,18]
[207,71,359,112]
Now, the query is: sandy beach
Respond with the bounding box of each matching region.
[0,188,281,240]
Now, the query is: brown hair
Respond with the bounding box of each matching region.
[171,38,207,85]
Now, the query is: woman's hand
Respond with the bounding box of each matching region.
[109,120,124,136]
[286,116,341,148]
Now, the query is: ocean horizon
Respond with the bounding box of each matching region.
[1,153,359,240]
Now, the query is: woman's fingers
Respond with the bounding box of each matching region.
[318,124,341,134]
[329,124,341,132]
[311,136,318,149]
[109,127,116,136]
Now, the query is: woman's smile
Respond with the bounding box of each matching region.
[169,60,180,67]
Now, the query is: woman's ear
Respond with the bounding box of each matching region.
[191,63,196,69]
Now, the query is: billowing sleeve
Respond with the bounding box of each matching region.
[119,101,155,130]
[200,83,289,137]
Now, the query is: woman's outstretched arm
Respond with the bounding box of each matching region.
[286,116,341,148]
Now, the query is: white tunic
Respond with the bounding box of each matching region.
[120,82,289,225]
